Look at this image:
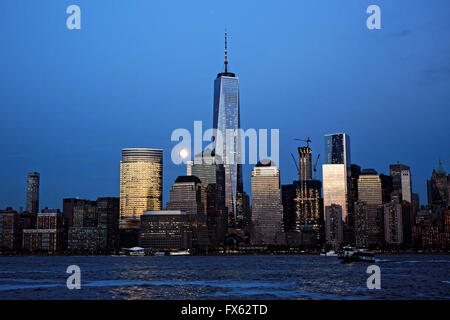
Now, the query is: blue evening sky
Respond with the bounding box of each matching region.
[1,0,449,210]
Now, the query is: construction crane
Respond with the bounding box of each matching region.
[294,137,311,148]
[290,152,299,175]
[313,154,320,179]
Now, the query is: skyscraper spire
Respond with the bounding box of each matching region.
[224,29,228,73]
[437,159,445,174]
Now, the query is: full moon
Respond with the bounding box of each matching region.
[179,149,188,159]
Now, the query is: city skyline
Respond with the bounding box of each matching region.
[1,0,449,210]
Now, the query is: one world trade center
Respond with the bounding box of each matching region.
[213,31,244,226]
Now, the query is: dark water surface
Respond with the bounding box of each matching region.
[0,255,449,299]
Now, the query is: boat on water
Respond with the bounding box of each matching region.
[169,250,190,256]
[320,250,338,257]
[153,252,165,256]
[339,246,375,263]
[124,247,146,256]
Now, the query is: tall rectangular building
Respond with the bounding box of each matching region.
[324,133,351,166]
[323,133,351,247]
[251,161,283,245]
[357,169,383,245]
[427,161,449,207]
[390,163,412,203]
[97,197,120,251]
[323,164,348,220]
[166,176,208,250]
[187,149,227,246]
[384,201,403,245]
[213,31,243,225]
[26,172,40,214]
[324,204,343,249]
[120,148,163,219]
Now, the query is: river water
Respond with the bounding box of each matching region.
[0,255,448,299]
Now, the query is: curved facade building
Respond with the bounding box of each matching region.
[120,148,163,219]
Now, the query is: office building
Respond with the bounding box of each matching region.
[383,199,413,246]
[323,133,351,246]
[120,148,163,218]
[357,169,384,245]
[354,201,369,248]
[97,197,120,251]
[67,228,106,252]
[427,160,449,207]
[390,163,412,203]
[62,198,97,229]
[26,172,40,214]
[212,31,244,225]
[166,176,208,250]
[251,160,283,245]
[383,201,403,245]
[0,208,21,251]
[380,174,393,204]
[350,164,361,207]
[347,164,361,243]
[187,149,227,247]
[140,210,194,250]
[323,164,346,246]
[23,212,64,252]
[324,204,343,249]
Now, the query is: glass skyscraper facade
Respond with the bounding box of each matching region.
[322,133,351,246]
[324,133,351,166]
[212,38,243,224]
[119,148,163,219]
[323,164,348,219]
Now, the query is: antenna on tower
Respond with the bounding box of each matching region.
[224,29,228,73]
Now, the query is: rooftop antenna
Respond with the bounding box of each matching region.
[224,29,228,73]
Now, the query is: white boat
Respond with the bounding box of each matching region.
[321,250,338,257]
[126,247,145,256]
[153,252,165,256]
[169,250,190,256]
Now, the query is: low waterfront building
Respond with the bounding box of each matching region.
[139,210,194,250]
[23,229,63,252]
[23,212,64,252]
[0,208,22,251]
[68,227,107,252]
